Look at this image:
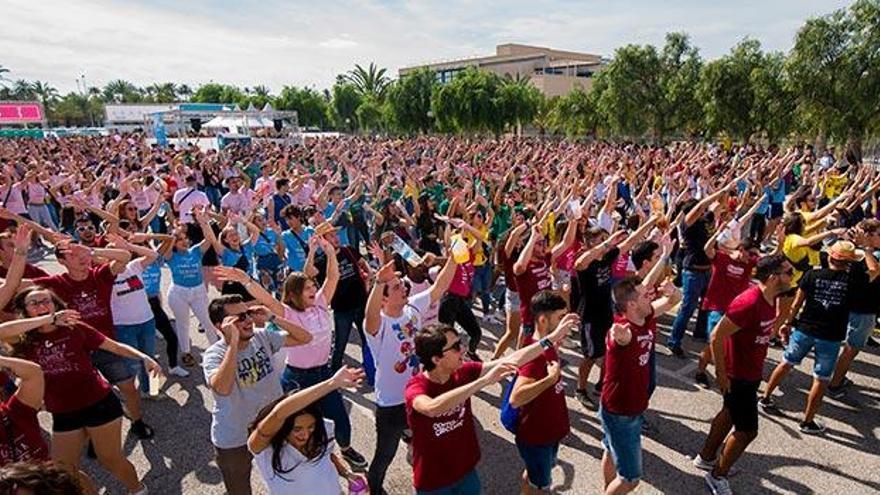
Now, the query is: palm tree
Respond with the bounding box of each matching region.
[11,80,35,100]
[344,63,391,100]
[103,79,141,103]
[0,65,10,87]
[31,81,59,108]
[176,84,193,101]
[252,85,271,98]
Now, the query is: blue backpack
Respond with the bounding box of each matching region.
[499,374,519,434]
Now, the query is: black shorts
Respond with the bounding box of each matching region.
[722,379,760,433]
[579,320,611,359]
[769,203,784,219]
[52,392,123,433]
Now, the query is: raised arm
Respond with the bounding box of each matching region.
[317,238,340,301]
[214,266,285,316]
[428,255,456,304]
[0,355,44,410]
[365,261,395,336]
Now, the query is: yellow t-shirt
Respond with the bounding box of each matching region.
[823,174,848,200]
[783,234,821,286]
[464,225,490,266]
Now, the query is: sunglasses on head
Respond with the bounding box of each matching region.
[442,339,462,354]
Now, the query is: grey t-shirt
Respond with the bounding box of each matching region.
[204,330,286,449]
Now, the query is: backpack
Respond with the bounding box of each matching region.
[499,374,519,434]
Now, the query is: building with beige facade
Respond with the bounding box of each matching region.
[399,43,606,98]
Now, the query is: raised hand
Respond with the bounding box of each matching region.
[53,310,82,327]
[610,322,632,346]
[13,224,32,253]
[484,361,518,385]
[546,360,562,382]
[221,316,241,344]
[548,313,581,344]
[331,365,365,389]
[375,260,396,285]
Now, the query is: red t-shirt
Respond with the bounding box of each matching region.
[0,395,49,465]
[0,263,50,279]
[601,312,655,416]
[405,362,483,491]
[499,247,519,293]
[33,263,116,339]
[514,255,552,327]
[724,285,776,382]
[448,260,475,298]
[555,239,582,273]
[702,251,757,312]
[20,324,111,413]
[516,337,569,446]
[611,252,633,280]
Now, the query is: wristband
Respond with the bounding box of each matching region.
[268,314,277,323]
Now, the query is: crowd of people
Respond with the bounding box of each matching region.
[0,133,876,495]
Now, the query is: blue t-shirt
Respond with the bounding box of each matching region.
[221,242,254,276]
[167,246,204,287]
[770,181,786,204]
[141,258,164,297]
[253,229,279,257]
[281,227,314,271]
[324,200,351,247]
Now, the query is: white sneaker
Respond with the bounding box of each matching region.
[169,366,190,378]
[705,473,733,495]
[692,454,716,471]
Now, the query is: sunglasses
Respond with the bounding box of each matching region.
[24,297,53,308]
[442,339,462,354]
[234,310,258,322]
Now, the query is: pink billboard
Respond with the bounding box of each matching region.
[0,102,45,124]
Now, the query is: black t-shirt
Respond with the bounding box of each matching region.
[794,267,854,341]
[847,257,880,315]
[681,218,710,270]
[315,246,367,312]
[572,247,619,327]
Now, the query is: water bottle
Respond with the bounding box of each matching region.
[348,476,368,495]
[451,235,470,265]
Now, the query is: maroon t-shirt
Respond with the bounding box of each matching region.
[601,312,656,416]
[33,263,116,339]
[702,251,757,312]
[516,336,570,446]
[0,395,49,465]
[447,259,475,298]
[514,254,552,327]
[20,324,111,413]
[405,362,483,491]
[724,285,776,382]
[499,246,519,293]
[0,263,50,279]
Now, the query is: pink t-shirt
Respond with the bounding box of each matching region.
[283,292,333,368]
[1,184,27,214]
[26,182,46,204]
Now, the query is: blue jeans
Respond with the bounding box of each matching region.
[115,319,157,393]
[783,329,842,381]
[417,469,481,495]
[706,310,725,339]
[471,264,493,313]
[667,270,710,348]
[281,364,352,447]
[599,406,644,483]
[846,312,876,349]
[205,186,221,209]
[516,440,559,490]
[332,306,375,386]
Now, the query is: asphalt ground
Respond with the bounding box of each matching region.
[32,260,880,494]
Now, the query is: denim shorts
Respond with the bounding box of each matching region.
[91,349,136,384]
[516,440,559,490]
[599,406,643,483]
[783,329,843,381]
[706,310,725,339]
[416,468,481,495]
[505,289,521,313]
[846,312,876,349]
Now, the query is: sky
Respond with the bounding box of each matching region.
[2,0,855,94]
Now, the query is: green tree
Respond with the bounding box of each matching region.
[30,81,58,108]
[344,63,391,100]
[494,76,542,134]
[356,96,384,132]
[191,83,246,104]
[52,93,103,126]
[177,84,194,101]
[144,82,177,103]
[750,51,796,143]
[387,68,437,133]
[658,32,704,137]
[11,80,35,100]
[275,86,330,129]
[698,38,764,141]
[554,88,600,138]
[331,82,362,132]
[103,80,142,103]
[787,0,880,163]
[431,67,503,134]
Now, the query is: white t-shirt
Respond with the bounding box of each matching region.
[405,274,439,326]
[252,419,342,495]
[111,260,154,326]
[173,187,210,224]
[0,183,27,214]
[366,291,431,407]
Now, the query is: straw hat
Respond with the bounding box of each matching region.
[314,221,339,237]
[828,240,864,262]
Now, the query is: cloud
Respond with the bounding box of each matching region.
[0,0,854,94]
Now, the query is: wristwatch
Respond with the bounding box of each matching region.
[268,314,277,323]
[539,337,552,350]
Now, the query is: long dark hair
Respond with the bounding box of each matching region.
[249,398,332,480]
[11,287,67,355]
